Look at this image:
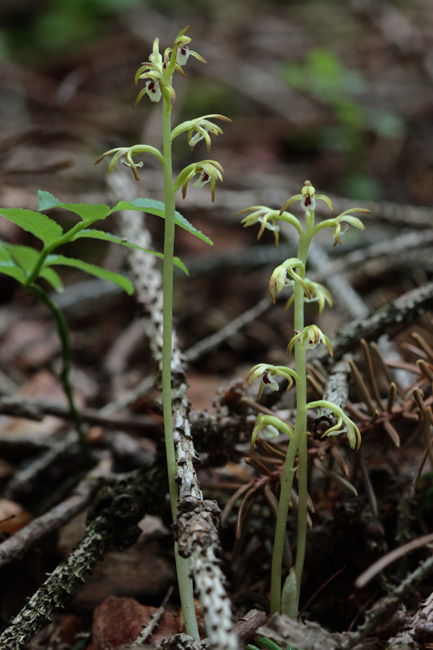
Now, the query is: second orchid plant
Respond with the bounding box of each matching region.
[96,28,229,640]
[241,182,368,617]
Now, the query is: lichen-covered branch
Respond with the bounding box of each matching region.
[0,469,156,649]
[108,171,239,650]
[341,552,433,650]
[177,497,239,650]
[317,281,433,365]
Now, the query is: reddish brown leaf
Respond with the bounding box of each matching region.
[88,596,178,650]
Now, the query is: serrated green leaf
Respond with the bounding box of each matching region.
[71,229,188,275]
[2,243,40,272]
[110,198,214,246]
[37,190,62,211]
[45,254,134,295]
[0,245,12,263]
[0,242,63,290]
[0,260,27,284]
[0,244,27,284]
[38,190,111,224]
[39,267,64,292]
[0,208,63,245]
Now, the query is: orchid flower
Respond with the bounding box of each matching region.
[268,258,310,304]
[173,160,224,201]
[307,400,362,450]
[287,324,333,357]
[246,363,300,400]
[171,115,231,153]
[250,414,294,453]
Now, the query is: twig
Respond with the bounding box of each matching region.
[0,467,156,650]
[341,552,433,649]
[355,532,433,591]
[315,281,433,365]
[0,395,161,435]
[0,453,113,569]
[177,497,239,650]
[2,430,80,501]
[128,587,174,648]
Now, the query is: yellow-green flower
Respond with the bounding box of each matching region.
[307,400,361,450]
[280,180,333,215]
[250,414,294,453]
[94,144,165,181]
[173,160,224,201]
[313,208,369,246]
[171,115,231,153]
[246,363,299,400]
[268,258,310,304]
[239,206,282,248]
[287,325,333,357]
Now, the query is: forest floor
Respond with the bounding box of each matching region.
[0,1,433,649]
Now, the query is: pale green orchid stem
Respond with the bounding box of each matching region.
[270,208,315,616]
[161,86,200,641]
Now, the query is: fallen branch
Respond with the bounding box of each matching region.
[0,453,113,569]
[0,467,156,650]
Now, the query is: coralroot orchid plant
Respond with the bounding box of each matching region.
[241,181,369,617]
[95,27,229,640]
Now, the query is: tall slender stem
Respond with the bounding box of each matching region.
[161,93,199,641]
[270,215,314,616]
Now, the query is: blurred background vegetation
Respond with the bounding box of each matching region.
[0,0,432,204]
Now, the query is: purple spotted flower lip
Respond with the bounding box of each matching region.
[173,160,224,202]
[246,363,300,400]
[133,27,206,109]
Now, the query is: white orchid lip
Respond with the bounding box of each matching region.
[177,45,190,66]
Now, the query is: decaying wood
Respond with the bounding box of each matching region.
[386,591,433,650]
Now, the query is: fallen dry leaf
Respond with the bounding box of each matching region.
[88,595,178,649]
[0,498,32,534]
